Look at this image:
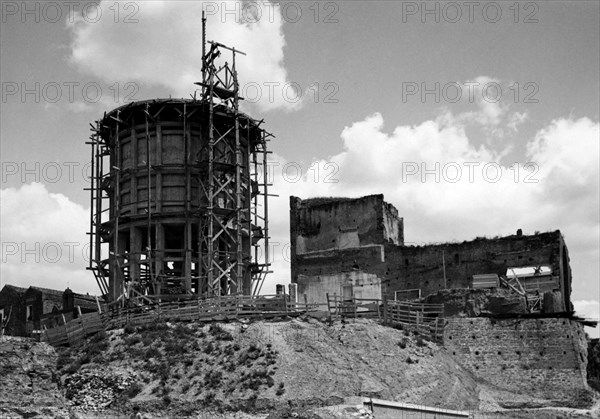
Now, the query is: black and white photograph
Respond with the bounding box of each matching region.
[1,1,599,418]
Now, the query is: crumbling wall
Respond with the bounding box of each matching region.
[290,195,572,313]
[293,232,570,311]
[386,232,565,302]
[290,195,402,254]
[444,318,593,407]
[587,338,600,392]
[290,195,402,284]
[290,195,381,255]
[422,289,528,317]
[382,201,403,245]
[293,246,385,278]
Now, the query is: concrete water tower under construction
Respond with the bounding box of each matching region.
[87,34,272,304]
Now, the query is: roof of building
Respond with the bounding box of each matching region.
[294,194,385,208]
[26,286,65,297]
[74,292,104,303]
[0,284,28,295]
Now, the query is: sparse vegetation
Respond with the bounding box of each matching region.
[123,382,143,399]
[209,323,234,341]
[55,318,284,414]
[275,382,285,396]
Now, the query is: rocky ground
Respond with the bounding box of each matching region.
[1,316,599,418]
[0,336,70,418]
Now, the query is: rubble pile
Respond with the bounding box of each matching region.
[65,368,136,411]
[311,404,375,419]
[337,406,373,418]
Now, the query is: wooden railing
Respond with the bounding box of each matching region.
[383,300,445,342]
[44,312,105,347]
[326,294,383,320]
[43,294,317,347]
[43,294,446,346]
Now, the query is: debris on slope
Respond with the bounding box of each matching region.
[254,317,480,410]
[50,317,599,418]
[65,368,136,411]
[0,336,70,419]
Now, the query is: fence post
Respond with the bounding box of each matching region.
[62,314,70,346]
[95,295,102,314]
[326,293,330,313]
[383,296,388,325]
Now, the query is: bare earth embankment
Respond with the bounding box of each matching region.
[1,316,598,418]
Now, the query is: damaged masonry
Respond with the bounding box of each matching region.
[290,194,597,405]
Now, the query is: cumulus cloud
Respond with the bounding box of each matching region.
[0,183,96,294]
[463,76,508,127]
[67,0,300,112]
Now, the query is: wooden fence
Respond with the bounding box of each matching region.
[326,294,382,319]
[44,312,105,347]
[384,300,445,342]
[43,294,446,346]
[43,294,317,347]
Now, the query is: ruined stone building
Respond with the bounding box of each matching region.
[289,194,595,404]
[290,194,572,311]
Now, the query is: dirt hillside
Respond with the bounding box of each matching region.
[2,316,599,418]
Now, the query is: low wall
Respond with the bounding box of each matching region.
[444,317,592,406]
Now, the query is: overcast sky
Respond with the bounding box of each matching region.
[1,1,598,336]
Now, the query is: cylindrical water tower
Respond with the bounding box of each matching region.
[88,98,271,302]
[88,40,272,303]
